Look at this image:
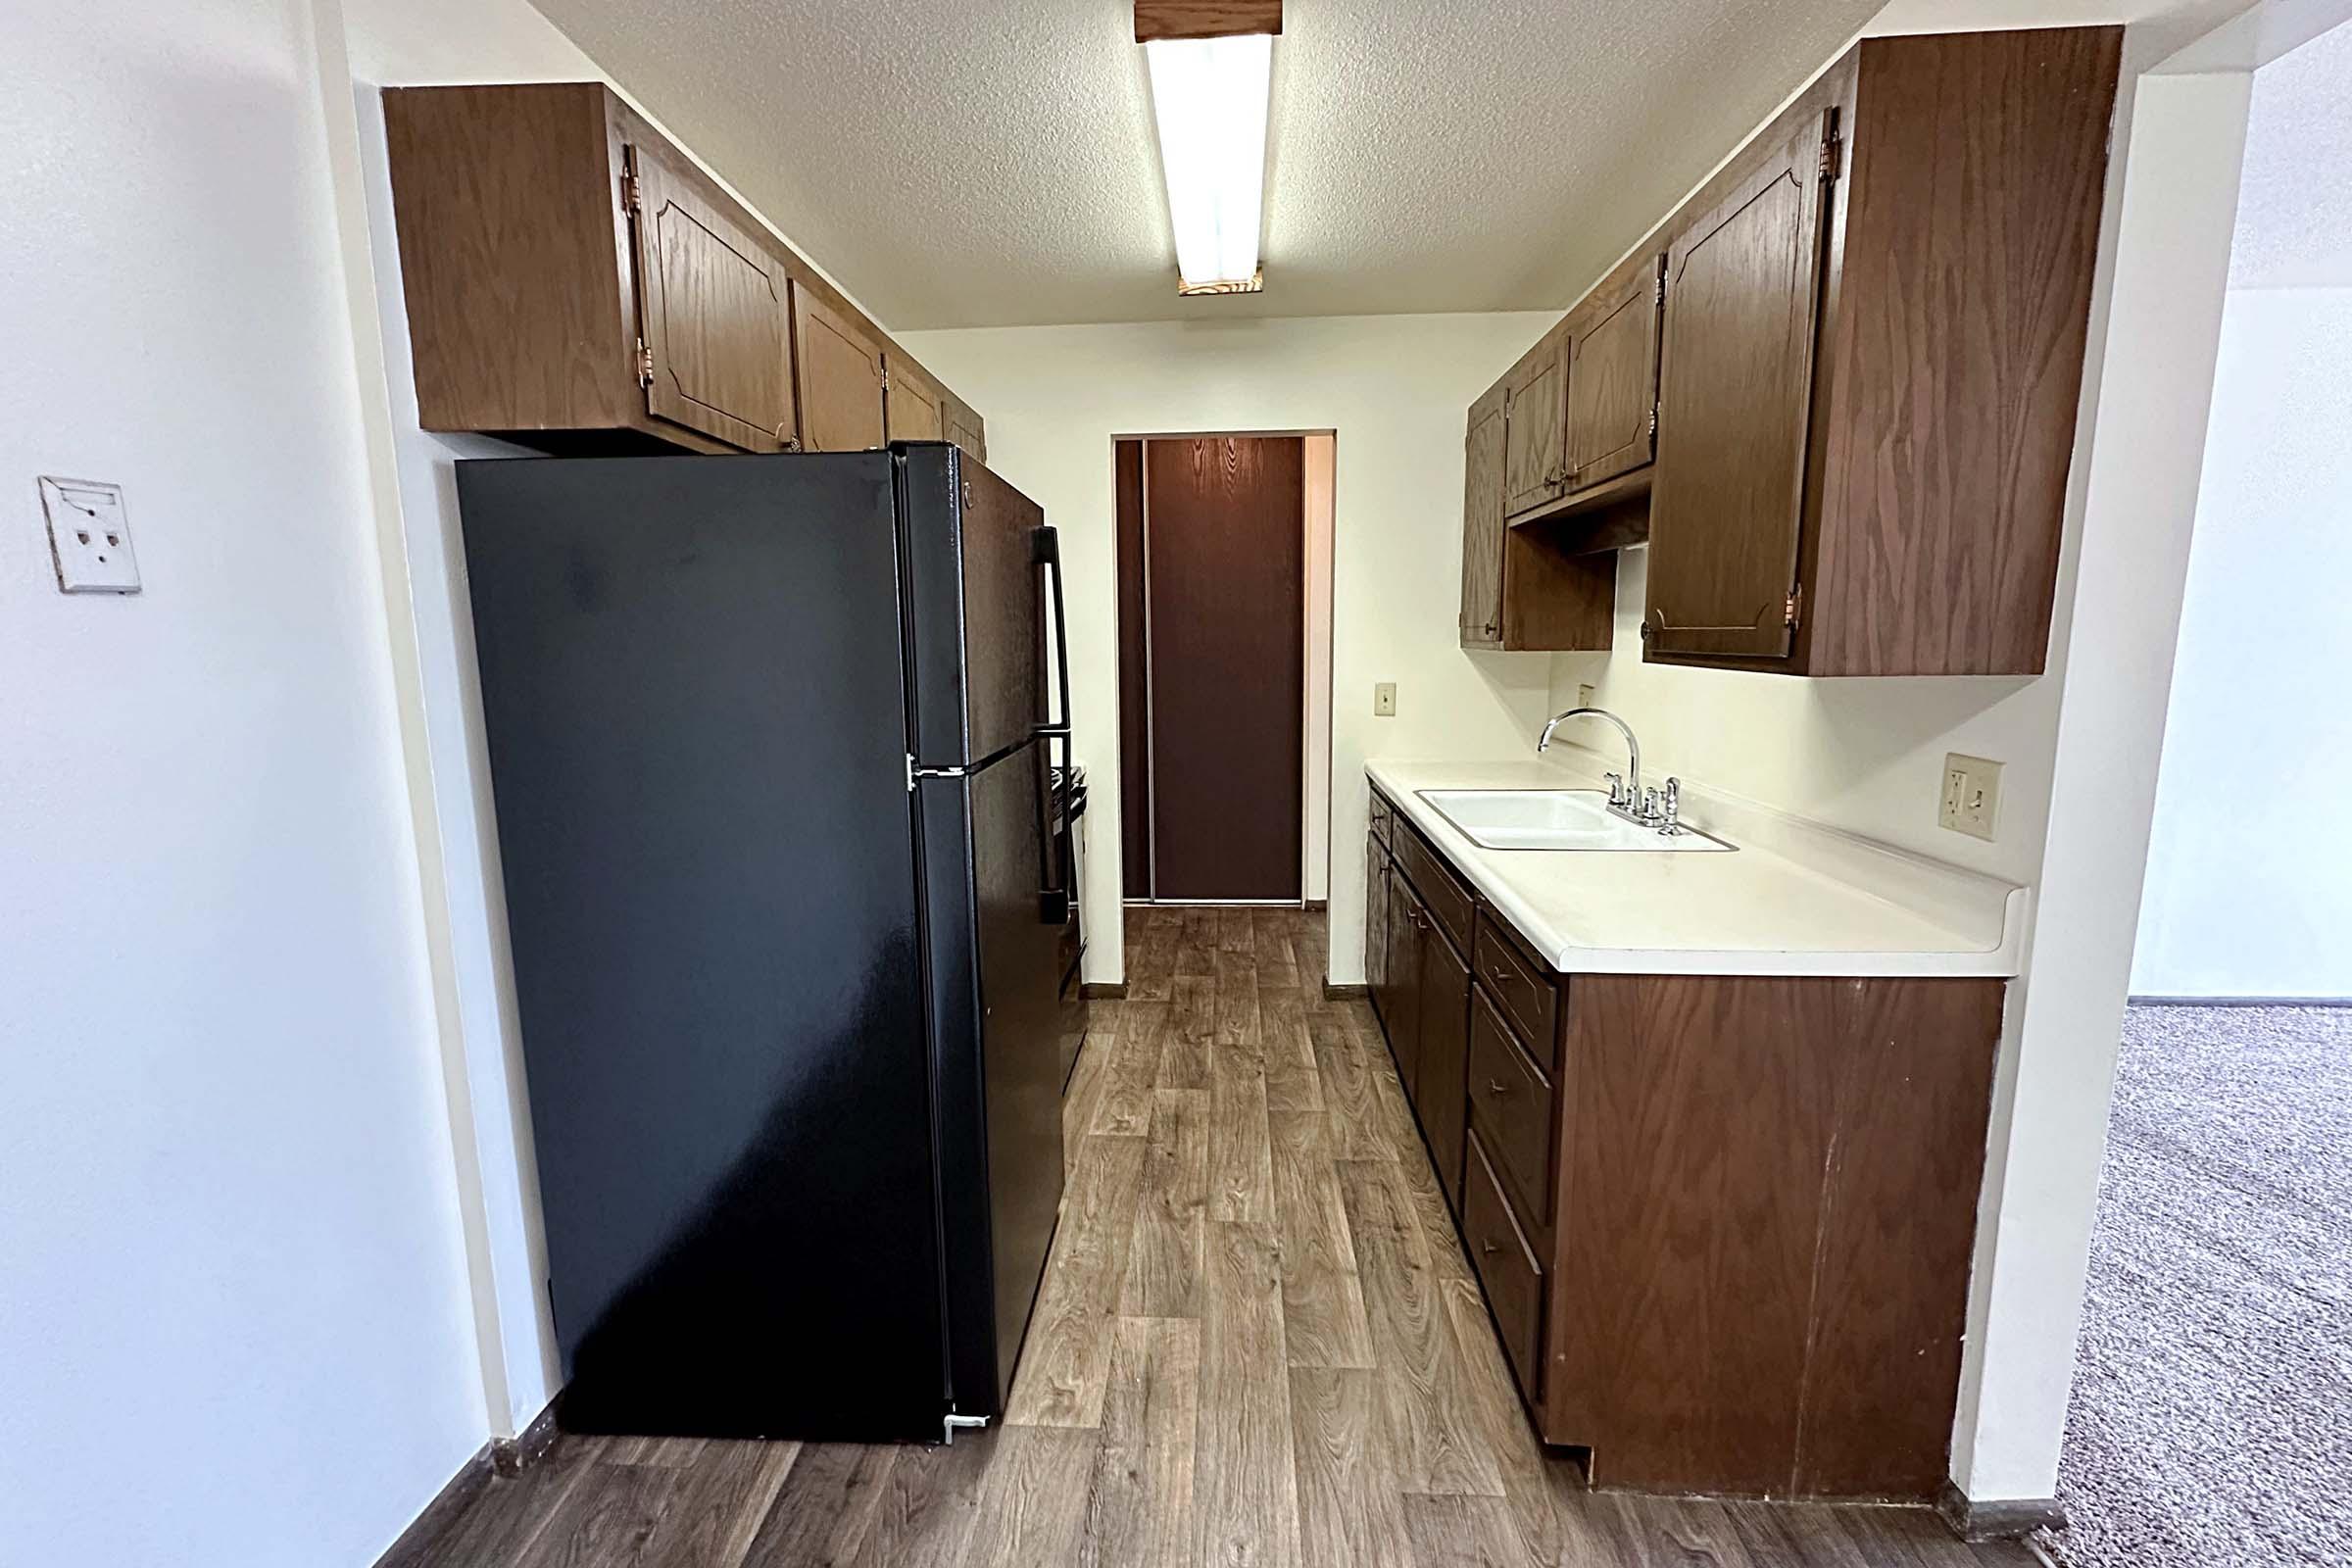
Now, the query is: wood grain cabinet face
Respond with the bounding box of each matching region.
[1458,387,1507,648]
[1644,110,1835,663]
[792,288,888,453]
[1501,328,1569,517]
[1365,828,1392,1005]
[884,356,946,444]
[626,145,795,452]
[1384,881,1427,1101]
[1415,924,1472,1209]
[1564,255,1663,493]
[942,395,988,464]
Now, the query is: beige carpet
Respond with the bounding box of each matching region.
[2040,1004,2352,1568]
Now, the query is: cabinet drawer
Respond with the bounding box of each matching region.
[1467,990,1554,1221]
[1473,914,1558,1060]
[1369,790,1393,848]
[1464,1128,1545,1399]
[1396,825,1475,958]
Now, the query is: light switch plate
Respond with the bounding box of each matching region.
[1373,682,1396,717]
[40,477,141,594]
[1940,753,2002,841]
[1578,683,1596,708]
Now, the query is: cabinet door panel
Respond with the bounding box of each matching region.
[1385,884,1426,1101]
[1365,833,1392,1011]
[1501,329,1568,516]
[629,146,793,452]
[1458,388,1507,648]
[792,285,887,453]
[1416,926,1472,1209]
[1566,256,1663,491]
[885,356,945,443]
[943,395,988,464]
[1645,111,1834,662]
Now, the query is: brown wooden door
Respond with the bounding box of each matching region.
[1458,383,1507,648]
[1645,111,1836,662]
[1565,254,1664,491]
[626,145,794,452]
[1138,436,1305,902]
[1386,885,1427,1099]
[885,356,945,443]
[1415,926,1472,1207]
[1501,328,1568,516]
[1365,832,1392,1004]
[791,284,887,452]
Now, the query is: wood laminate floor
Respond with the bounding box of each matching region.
[388,906,2037,1568]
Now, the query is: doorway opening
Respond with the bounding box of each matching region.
[2052,17,2352,1568]
[1114,431,1336,907]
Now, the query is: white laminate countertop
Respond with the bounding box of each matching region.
[1368,757,2026,978]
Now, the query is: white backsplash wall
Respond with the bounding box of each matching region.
[897,315,1565,989]
[1547,545,2061,888]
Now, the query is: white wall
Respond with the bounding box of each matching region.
[0,1,488,1562]
[2132,24,2352,1000]
[896,317,1562,983]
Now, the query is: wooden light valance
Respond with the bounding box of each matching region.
[1135,1,1282,43]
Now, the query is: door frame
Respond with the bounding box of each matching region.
[1113,429,1337,907]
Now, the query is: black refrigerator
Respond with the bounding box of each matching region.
[457,443,1071,1444]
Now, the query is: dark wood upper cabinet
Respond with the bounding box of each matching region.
[1500,328,1569,517]
[884,356,946,444]
[1454,26,2121,677]
[626,143,795,453]
[1563,252,1664,494]
[1458,384,1507,648]
[792,288,887,453]
[381,82,984,461]
[1644,110,1835,663]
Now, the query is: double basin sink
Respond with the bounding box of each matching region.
[1417,789,1735,854]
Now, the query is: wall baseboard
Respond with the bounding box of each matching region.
[2131,994,2351,1008]
[1079,982,1128,1000]
[490,1397,562,1476]
[1323,982,1369,1001]
[1937,1480,2067,1541]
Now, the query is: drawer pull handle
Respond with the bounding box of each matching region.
[1481,1239,1500,1256]
[1486,1078,1511,1097]
[1487,965,1517,989]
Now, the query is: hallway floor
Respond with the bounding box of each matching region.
[389,906,2036,1566]
[2044,1003,2352,1568]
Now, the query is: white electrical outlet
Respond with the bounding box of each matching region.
[1373,682,1397,717]
[40,477,140,594]
[1940,754,2002,841]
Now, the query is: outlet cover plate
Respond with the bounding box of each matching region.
[1940,753,2001,841]
[40,477,141,594]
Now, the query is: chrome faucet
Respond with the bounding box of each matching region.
[1537,706,1682,831]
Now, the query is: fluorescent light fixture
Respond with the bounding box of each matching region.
[1143,31,1272,292]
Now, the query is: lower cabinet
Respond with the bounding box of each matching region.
[1365,830,1392,1012]
[1363,783,2006,1503]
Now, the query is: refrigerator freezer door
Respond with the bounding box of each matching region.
[901,445,1047,769]
[917,738,1066,1414]
[457,451,951,1442]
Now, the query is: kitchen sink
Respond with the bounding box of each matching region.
[1416,789,1735,853]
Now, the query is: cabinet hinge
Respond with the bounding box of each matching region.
[1818,134,1842,183]
[1647,405,1658,441]
[1786,584,1804,628]
[634,338,654,388]
[879,365,891,392]
[619,147,643,214]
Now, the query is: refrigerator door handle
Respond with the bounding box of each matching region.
[1034,523,1074,926]
[1033,525,1073,749]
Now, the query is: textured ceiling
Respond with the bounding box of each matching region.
[526,0,1886,328]
[2231,17,2352,289]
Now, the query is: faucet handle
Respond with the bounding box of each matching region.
[1641,786,1661,823]
[1603,771,1625,808]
